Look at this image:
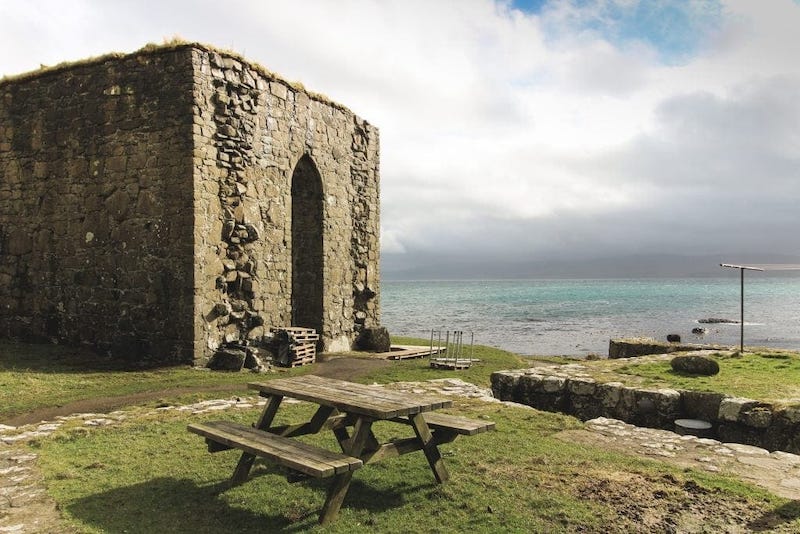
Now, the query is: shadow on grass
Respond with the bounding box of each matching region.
[66,474,418,533]
[0,340,183,373]
[748,500,800,532]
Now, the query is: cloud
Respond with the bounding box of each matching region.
[1,0,799,275]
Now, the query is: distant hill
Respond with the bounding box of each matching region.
[381,253,800,280]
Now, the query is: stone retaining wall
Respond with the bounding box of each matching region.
[608,338,727,359]
[491,360,800,454]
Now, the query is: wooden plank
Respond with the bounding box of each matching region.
[191,422,336,477]
[258,378,412,417]
[386,345,447,360]
[421,413,496,436]
[268,408,343,437]
[233,394,283,483]
[250,379,416,418]
[188,421,362,478]
[429,358,477,370]
[249,376,452,418]
[214,421,359,476]
[319,416,374,525]
[409,412,449,483]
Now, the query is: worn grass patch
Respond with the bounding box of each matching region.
[0,342,276,421]
[613,351,800,404]
[0,338,526,422]
[31,401,797,533]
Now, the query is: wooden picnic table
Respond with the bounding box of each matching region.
[188,375,495,525]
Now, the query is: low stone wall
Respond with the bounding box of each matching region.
[491,360,800,454]
[608,338,728,359]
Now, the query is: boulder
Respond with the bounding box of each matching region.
[670,354,720,376]
[691,327,707,335]
[667,334,681,343]
[207,348,246,371]
[356,326,391,353]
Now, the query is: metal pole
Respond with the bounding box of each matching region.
[720,263,763,354]
[740,268,744,353]
[470,331,474,361]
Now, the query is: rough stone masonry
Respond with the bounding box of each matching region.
[0,43,381,365]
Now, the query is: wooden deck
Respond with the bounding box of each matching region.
[372,345,446,360]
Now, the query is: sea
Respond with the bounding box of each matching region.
[380,277,800,357]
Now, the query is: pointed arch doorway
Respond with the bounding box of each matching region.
[290,155,324,336]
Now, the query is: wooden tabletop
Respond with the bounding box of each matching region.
[249,375,452,419]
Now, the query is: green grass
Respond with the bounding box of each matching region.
[0,341,289,421]
[32,400,793,533]
[6,340,800,531]
[612,351,800,404]
[352,336,529,386]
[0,338,525,422]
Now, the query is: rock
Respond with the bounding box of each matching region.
[680,390,724,421]
[355,326,391,353]
[670,355,720,376]
[719,397,760,422]
[698,318,739,324]
[207,348,246,371]
[741,406,773,428]
[667,334,681,343]
[567,378,597,396]
[243,350,265,370]
[692,327,707,335]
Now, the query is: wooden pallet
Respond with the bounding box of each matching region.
[271,326,318,367]
[429,358,478,370]
[271,326,320,343]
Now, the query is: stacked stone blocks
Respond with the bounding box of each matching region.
[0,43,380,364]
[492,361,800,454]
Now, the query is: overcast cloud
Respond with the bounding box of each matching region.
[1,0,798,277]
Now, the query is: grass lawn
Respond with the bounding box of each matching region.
[607,351,800,404]
[31,400,795,533]
[0,341,312,422]
[0,338,527,422]
[342,336,529,386]
[6,339,800,531]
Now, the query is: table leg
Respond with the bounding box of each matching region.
[231,394,283,484]
[319,416,374,525]
[410,412,449,483]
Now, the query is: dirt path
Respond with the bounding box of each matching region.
[5,357,392,427]
[556,418,800,500]
[4,384,244,427]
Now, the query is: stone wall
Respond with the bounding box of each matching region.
[0,47,196,363]
[189,47,380,360]
[492,362,800,454]
[608,338,726,359]
[0,43,381,364]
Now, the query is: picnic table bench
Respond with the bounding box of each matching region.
[188,375,495,525]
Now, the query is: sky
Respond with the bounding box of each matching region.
[1,0,799,278]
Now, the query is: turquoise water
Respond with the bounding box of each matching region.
[380,278,800,356]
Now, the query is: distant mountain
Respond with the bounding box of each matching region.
[381,253,800,280]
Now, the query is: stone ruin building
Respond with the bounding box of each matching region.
[0,43,381,365]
